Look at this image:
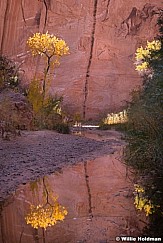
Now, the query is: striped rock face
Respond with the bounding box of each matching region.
[0,0,162,119]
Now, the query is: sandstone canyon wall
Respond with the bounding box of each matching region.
[0,0,162,119]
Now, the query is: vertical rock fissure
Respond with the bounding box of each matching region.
[84,161,93,218]
[19,227,24,243]
[43,0,48,32]
[83,0,98,119]
[21,0,26,24]
[102,0,111,22]
[34,0,49,78]
[0,0,9,53]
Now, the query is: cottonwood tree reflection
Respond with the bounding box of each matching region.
[25,177,68,242]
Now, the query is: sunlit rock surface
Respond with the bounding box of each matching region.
[0,0,162,118]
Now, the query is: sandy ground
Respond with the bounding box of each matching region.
[0,130,125,203]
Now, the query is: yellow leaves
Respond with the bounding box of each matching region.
[135,40,161,62]
[135,40,161,74]
[103,110,128,125]
[134,184,155,216]
[135,62,149,72]
[25,177,68,229]
[135,47,150,61]
[27,31,69,106]
[147,40,161,51]
[25,200,68,229]
[27,32,69,60]
[134,184,144,193]
[144,203,154,217]
[134,196,154,216]
[27,78,43,113]
[51,59,60,67]
[25,178,68,230]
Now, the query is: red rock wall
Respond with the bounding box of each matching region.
[0,0,162,119]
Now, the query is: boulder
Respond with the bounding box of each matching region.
[0,89,33,136]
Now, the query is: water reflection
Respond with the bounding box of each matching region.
[0,132,145,243]
[24,178,68,243]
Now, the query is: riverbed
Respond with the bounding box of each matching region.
[0,130,145,242]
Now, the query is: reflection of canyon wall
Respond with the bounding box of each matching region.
[0,150,146,242]
[0,0,162,118]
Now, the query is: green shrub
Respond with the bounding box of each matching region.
[98,120,128,131]
[98,123,111,130]
[53,123,70,134]
[0,55,19,91]
[27,80,65,130]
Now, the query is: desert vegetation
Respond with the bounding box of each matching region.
[0,32,71,138]
[26,32,70,132]
[123,14,163,236]
[0,55,31,139]
[97,13,163,236]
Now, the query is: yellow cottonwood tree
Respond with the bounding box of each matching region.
[135,40,161,73]
[27,78,43,113]
[27,32,69,103]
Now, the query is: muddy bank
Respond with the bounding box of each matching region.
[0,130,125,202]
